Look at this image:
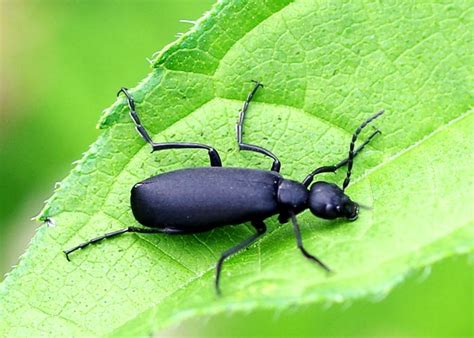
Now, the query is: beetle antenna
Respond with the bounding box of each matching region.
[342,110,384,191]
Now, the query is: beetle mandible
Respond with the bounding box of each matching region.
[64,81,384,294]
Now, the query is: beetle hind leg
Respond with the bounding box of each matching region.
[63,226,171,261]
[118,87,223,167]
[215,220,267,295]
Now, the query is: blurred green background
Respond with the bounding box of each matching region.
[0,1,472,337]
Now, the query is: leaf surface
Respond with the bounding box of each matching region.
[1,0,473,336]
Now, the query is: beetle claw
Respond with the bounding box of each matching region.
[63,251,71,262]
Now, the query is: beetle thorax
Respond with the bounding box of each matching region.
[277,179,309,212]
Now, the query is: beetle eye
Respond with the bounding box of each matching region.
[344,202,359,221]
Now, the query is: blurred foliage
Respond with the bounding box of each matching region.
[161,255,473,337]
[0,1,472,337]
[0,0,213,273]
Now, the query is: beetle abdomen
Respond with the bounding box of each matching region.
[130,167,281,231]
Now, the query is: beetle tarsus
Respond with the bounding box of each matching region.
[63,250,71,262]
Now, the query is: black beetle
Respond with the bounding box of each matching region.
[64,81,384,294]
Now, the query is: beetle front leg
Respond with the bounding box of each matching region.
[289,212,332,273]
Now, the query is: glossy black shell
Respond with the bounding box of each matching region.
[131,167,283,232]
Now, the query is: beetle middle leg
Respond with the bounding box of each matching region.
[236,81,281,172]
[215,220,267,295]
[63,226,182,261]
[302,110,384,187]
[118,87,222,167]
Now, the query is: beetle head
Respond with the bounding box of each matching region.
[308,181,359,221]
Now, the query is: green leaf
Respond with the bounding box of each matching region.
[1,0,473,336]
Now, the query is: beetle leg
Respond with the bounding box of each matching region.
[117,87,222,167]
[151,142,222,167]
[117,87,154,145]
[63,226,172,261]
[289,212,332,273]
[236,81,281,172]
[215,220,267,295]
